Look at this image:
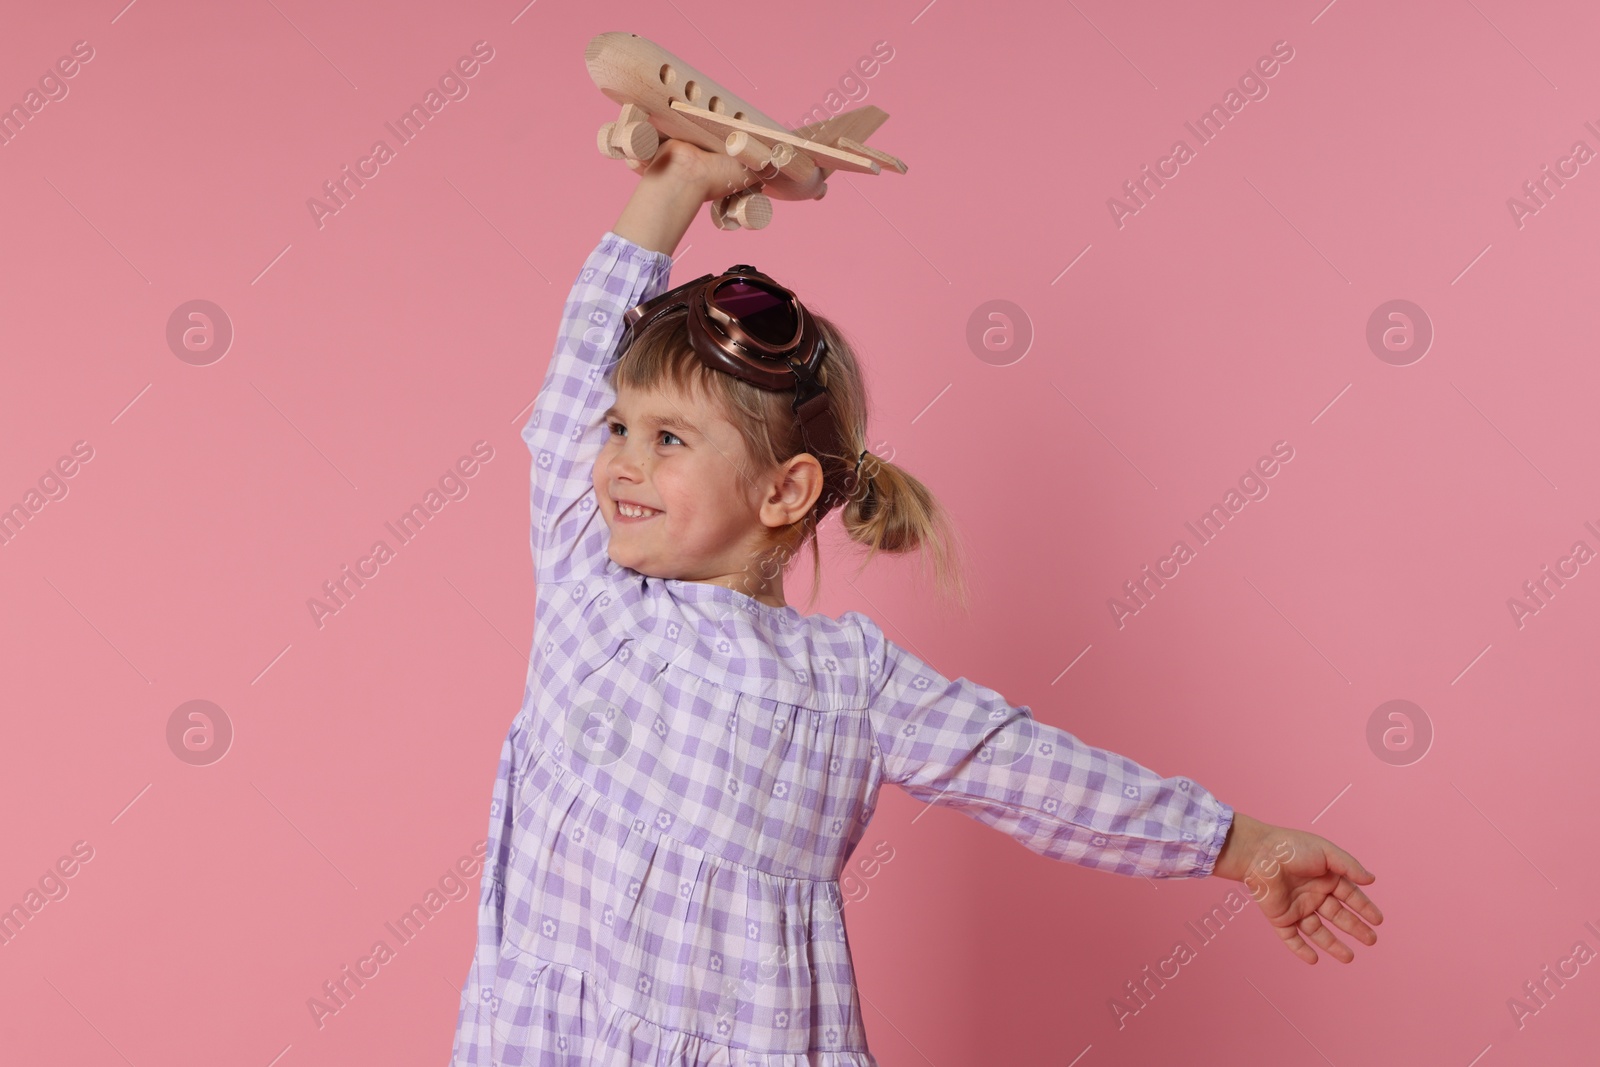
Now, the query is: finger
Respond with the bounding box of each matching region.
[1275,923,1319,965]
[1263,878,1339,932]
[1295,912,1355,964]
[1318,895,1377,947]
[1332,875,1384,925]
[1321,842,1376,885]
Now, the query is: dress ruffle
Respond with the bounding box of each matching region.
[481,938,878,1066]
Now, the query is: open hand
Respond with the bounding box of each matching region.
[1215,812,1383,965]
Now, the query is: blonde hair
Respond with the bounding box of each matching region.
[608,307,970,615]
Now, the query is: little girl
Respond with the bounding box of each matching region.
[451,140,1382,1066]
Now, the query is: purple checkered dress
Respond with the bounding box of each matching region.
[449,231,1235,1065]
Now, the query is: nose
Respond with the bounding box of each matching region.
[603,431,647,488]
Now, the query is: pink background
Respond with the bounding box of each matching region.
[2,0,1597,1064]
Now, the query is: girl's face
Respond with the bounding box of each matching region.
[596,381,793,584]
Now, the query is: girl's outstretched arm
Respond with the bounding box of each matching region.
[859,617,1383,963]
[858,616,1232,879]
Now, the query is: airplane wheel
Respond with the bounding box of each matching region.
[597,120,659,163]
[724,190,771,230]
[615,121,659,162]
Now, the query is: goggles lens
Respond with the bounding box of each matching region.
[710,279,798,349]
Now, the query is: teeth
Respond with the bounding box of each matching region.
[617,502,659,518]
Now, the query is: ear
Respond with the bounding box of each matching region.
[758,453,824,529]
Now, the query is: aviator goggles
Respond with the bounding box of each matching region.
[618,265,867,516]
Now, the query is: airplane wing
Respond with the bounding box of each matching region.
[793,106,908,177]
[667,100,887,175]
[791,105,889,148]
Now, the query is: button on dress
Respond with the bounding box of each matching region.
[449,231,1235,1066]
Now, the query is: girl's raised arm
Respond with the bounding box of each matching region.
[521,231,674,588]
[522,142,765,590]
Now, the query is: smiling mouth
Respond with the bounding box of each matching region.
[613,502,662,523]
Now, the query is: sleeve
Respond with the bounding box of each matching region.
[857,615,1234,879]
[449,715,518,1065]
[522,230,676,587]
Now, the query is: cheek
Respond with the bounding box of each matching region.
[650,459,689,502]
[668,472,747,537]
[656,473,721,541]
[655,477,696,525]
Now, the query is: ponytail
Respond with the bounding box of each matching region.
[835,448,970,612]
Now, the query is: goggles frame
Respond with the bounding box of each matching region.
[618,265,863,516]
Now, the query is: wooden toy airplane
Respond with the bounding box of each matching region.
[585,31,908,231]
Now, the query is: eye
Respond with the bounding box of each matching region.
[607,421,681,447]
